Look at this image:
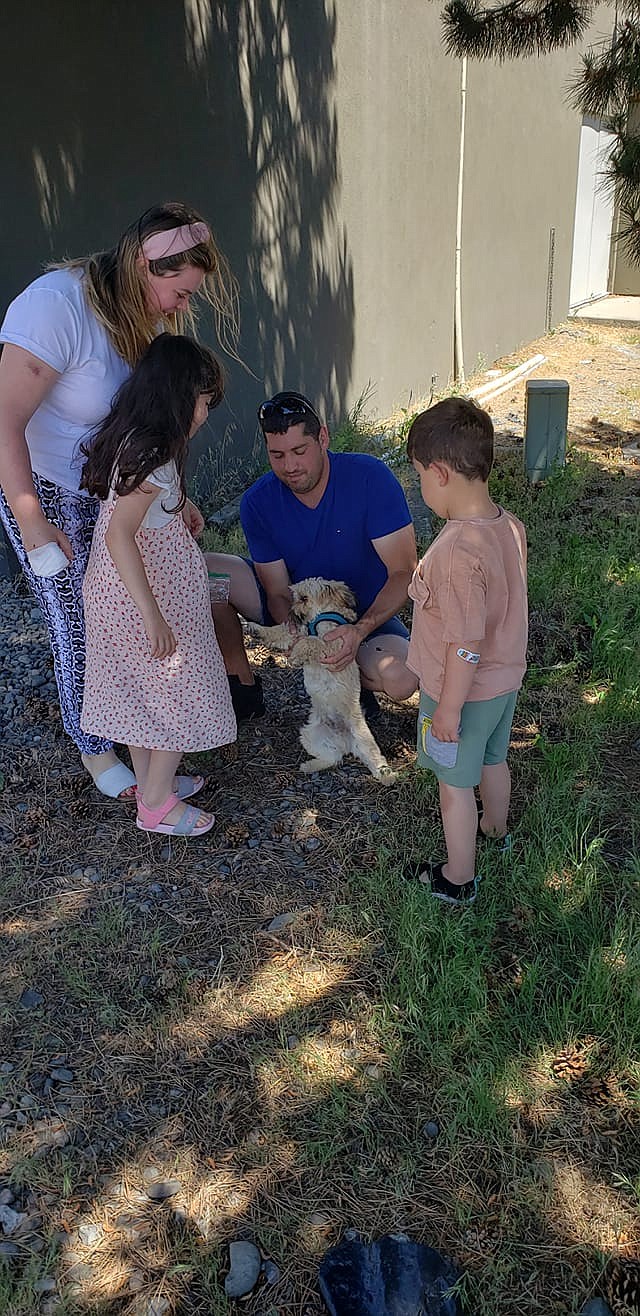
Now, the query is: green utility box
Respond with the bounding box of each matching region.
[524,379,569,482]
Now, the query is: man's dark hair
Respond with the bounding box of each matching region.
[406,397,494,481]
[258,390,322,440]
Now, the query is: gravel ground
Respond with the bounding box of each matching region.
[0,582,58,748]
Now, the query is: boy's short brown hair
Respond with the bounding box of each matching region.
[407,397,494,482]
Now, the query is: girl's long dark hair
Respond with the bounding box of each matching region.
[81,333,224,508]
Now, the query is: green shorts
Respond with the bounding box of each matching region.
[417,689,518,789]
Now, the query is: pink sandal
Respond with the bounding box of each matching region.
[136,793,215,837]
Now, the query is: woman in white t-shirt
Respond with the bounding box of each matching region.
[0,202,238,798]
[80,335,236,836]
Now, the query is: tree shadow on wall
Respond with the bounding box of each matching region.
[0,0,354,488]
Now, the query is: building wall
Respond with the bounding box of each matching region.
[335,4,612,399]
[461,53,585,371]
[0,0,612,510]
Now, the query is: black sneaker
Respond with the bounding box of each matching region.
[429,861,479,905]
[403,858,479,906]
[476,798,511,853]
[228,673,265,722]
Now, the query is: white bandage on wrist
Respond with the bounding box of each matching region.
[456,647,480,664]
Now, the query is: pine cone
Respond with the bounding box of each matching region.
[605,1257,640,1313]
[67,775,91,799]
[376,1146,397,1171]
[552,1046,590,1083]
[578,1074,616,1107]
[457,1226,497,1267]
[24,806,48,829]
[15,832,39,851]
[67,798,93,819]
[224,821,249,845]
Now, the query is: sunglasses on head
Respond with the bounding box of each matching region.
[258,395,322,434]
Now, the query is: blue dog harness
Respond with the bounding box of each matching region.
[307,611,350,637]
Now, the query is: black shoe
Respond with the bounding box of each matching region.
[360,687,381,719]
[404,858,479,906]
[429,861,479,905]
[476,798,512,853]
[228,673,265,722]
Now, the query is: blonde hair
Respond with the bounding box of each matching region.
[52,202,239,367]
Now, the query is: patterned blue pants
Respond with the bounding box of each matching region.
[0,476,112,755]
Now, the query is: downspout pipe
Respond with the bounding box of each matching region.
[454,56,468,385]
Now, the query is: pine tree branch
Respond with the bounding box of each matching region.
[441,0,592,60]
[569,24,640,117]
[439,0,640,265]
[617,207,640,265]
[610,131,640,212]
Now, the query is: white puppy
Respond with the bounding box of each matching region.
[246,577,397,782]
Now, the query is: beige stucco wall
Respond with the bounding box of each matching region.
[334,2,616,406]
[334,4,458,409]
[461,52,584,372]
[0,1,615,480]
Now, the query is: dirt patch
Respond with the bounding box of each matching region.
[479,321,640,462]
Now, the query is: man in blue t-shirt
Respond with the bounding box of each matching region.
[206,391,419,720]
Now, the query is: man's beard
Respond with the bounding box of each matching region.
[282,470,321,494]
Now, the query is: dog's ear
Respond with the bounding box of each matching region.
[329,580,357,621]
[290,579,312,621]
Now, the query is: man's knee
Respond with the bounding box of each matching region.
[358,637,418,701]
[204,551,262,623]
[378,661,419,702]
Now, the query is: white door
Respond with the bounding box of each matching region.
[569,116,616,308]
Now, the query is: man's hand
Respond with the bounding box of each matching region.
[319,623,362,672]
[430,701,461,742]
[183,499,205,538]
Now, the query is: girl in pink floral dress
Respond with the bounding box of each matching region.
[80,334,236,837]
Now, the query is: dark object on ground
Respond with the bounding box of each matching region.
[360,687,381,719]
[319,1231,462,1315]
[228,673,265,721]
[225,1239,262,1298]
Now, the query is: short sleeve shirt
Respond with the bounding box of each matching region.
[240,451,412,616]
[407,508,528,701]
[142,463,183,529]
[1,269,130,492]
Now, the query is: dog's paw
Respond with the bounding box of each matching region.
[375,766,398,784]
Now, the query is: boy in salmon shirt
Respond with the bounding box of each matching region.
[405,397,528,906]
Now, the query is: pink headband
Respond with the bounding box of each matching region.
[142,221,210,262]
